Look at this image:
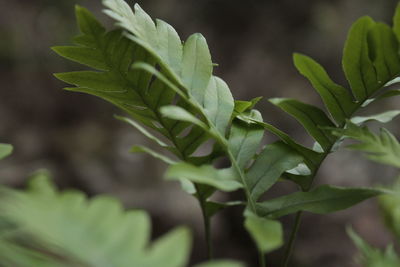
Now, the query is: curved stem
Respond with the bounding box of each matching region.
[281,211,303,267]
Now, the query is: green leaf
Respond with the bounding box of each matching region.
[234,97,262,114]
[116,115,170,148]
[55,71,132,95]
[194,260,245,267]
[181,33,213,105]
[145,227,192,267]
[286,163,311,176]
[244,213,283,253]
[75,5,105,36]
[367,23,400,88]
[0,174,193,267]
[269,98,336,151]
[0,173,243,266]
[368,76,400,100]
[343,17,400,102]
[375,89,400,101]
[131,145,177,165]
[247,120,323,170]
[348,227,400,267]
[203,201,244,218]
[293,53,355,125]
[203,76,234,135]
[102,0,234,146]
[52,46,109,71]
[103,0,182,82]
[282,173,313,192]
[379,179,400,238]
[228,110,264,169]
[350,110,400,125]
[342,16,377,101]
[333,122,400,168]
[53,7,170,131]
[0,144,13,160]
[54,70,159,129]
[246,141,303,200]
[154,19,183,75]
[393,2,400,42]
[27,170,56,195]
[0,238,66,267]
[256,185,384,218]
[56,1,236,168]
[131,62,187,100]
[160,106,208,131]
[165,163,242,192]
[175,126,210,158]
[103,0,215,105]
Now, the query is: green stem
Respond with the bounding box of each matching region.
[227,151,267,267]
[203,209,212,259]
[279,97,373,266]
[281,211,303,267]
[259,251,266,267]
[204,215,212,259]
[198,193,213,259]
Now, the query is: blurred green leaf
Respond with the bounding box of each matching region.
[0,173,243,267]
[393,2,400,42]
[244,213,283,253]
[203,201,244,218]
[379,179,400,239]
[166,163,242,192]
[333,122,400,168]
[348,227,400,267]
[234,97,263,114]
[194,260,245,267]
[0,174,190,267]
[350,110,400,125]
[256,185,384,218]
[130,145,177,165]
[0,144,12,160]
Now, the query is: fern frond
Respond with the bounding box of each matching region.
[0,173,243,267]
[256,6,400,190]
[379,178,400,239]
[334,122,400,168]
[348,227,400,267]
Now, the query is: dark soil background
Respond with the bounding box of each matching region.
[1,0,400,266]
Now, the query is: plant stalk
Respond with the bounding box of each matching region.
[281,211,303,267]
[278,98,373,265]
[227,151,268,267]
[259,251,266,267]
[198,195,213,259]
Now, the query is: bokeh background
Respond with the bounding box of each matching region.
[1,0,400,266]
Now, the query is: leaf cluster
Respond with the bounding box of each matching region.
[48,0,400,265]
[0,170,242,267]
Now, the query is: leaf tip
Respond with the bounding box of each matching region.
[269,97,287,105]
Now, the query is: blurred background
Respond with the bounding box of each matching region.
[0,0,400,266]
